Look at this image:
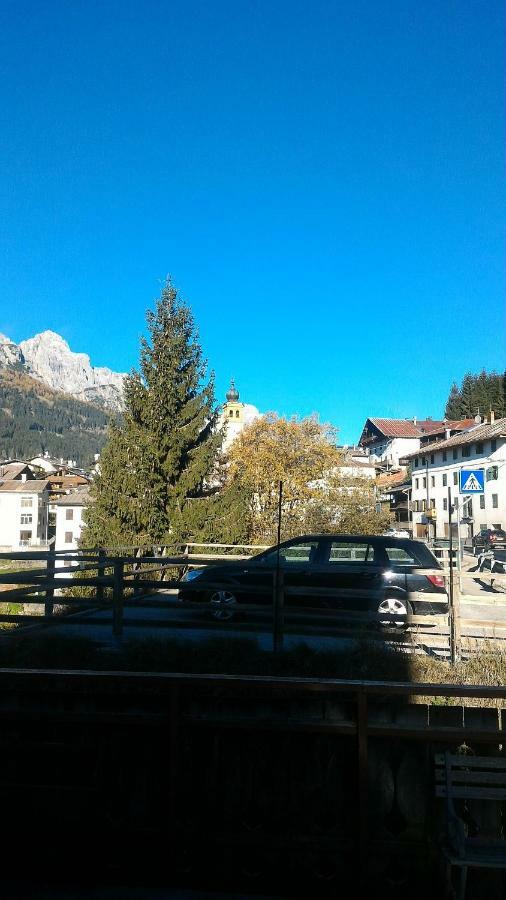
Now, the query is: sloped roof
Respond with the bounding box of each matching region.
[0,479,50,493]
[367,418,446,438]
[0,462,34,480]
[53,486,91,506]
[401,418,506,459]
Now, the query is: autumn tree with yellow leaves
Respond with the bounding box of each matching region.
[226,413,389,543]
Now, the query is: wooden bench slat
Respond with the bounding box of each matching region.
[435,753,506,769]
[435,770,506,785]
[436,785,506,800]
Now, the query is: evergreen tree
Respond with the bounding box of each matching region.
[444,370,505,420]
[83,279,222,548]
[444,382,462,419]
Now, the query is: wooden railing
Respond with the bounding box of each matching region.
[0,546,504,659]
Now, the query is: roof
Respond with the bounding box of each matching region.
[0,462,34,480]
[363,418,446,439]
[53,486,91,506]
[0,479,50,493]
[376,470,410,488]
[401,417,506,459]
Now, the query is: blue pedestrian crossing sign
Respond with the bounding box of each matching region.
[459,469,484,494]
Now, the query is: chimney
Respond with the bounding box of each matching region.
[413,416,417,426]
[490,410,495,424]
[445,429,451,440]
[21,473,27,482]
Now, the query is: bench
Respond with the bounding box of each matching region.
[435,751,506,899]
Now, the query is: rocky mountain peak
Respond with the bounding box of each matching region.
[0,330,126,411]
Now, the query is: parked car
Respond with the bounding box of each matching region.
[472,528,506,555]
[383,527,410,539]
[179,533,448,627]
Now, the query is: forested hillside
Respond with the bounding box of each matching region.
[0,368,115,466]
[445,370,505,420]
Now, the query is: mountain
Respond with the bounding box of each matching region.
[0,331,126,411]
[0,367,114,467]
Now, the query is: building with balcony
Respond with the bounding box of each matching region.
[402,417,506,540]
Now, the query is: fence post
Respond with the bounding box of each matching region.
[45,544,56,618]
[112,558,124,641]
[273,569,285,654]
[96,548,106,605]
[448,487,461,664]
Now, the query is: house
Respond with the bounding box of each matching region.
[358,418,446,468]
[0,479,50,549]
[376,470,412,528]
[53,486,90,554]
[401,416,506,540]
[0,461,36,481]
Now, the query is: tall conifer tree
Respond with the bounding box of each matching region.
[83,279,222,547]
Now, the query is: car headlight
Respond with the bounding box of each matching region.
[181,568,204,583]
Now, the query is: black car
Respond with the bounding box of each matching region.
[179,534,448,626]
[471,528,506,555]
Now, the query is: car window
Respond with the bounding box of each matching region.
[386,542,438,567]
[257,540,320,567]
[325,541,371,564]
[385,546,416,565]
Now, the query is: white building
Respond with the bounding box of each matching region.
[358,417,448,468]
[219,380,260,451]
[54,487,90,553]
[403,417,506,540]
[0,480,50,549]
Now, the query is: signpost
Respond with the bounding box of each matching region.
[459,468,485,494]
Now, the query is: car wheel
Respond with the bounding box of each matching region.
[378,596,411,632]
[208,589,238,620]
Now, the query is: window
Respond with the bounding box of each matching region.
[65,508,74,520]
[453,471,458,485]
[442,474,447,487]
[64,531,73,544]
[476,442,483,453]
[20,514,32,525]
[467,499,473,518]
[480,495,485,509]
[492,523,502,530]
[229,410,233,417]
[486,466,498,481]
[462,445,471,457]
[327,541,371,564]
[431,476,435,487]
[422,477,426,488]
[235,410,240,418]
[20,497,32,508]
[385,546,416,565]
[443,498,448,511]
[415,478,419,489]
[422,499,426,511]
[421,456,426,465]
[452,448,458,460]
[19,530,31,546]
[430,498,435,509]
[479,523,487,531]
[414,457,419,468]
[430,454,434,464]
[259,539,320,567]
[442,451,447,462]
[492,494,498,509]
[491,439,497,452]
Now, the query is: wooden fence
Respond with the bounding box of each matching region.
[1,546,505,660]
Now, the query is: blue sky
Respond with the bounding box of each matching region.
[1,0,504,444]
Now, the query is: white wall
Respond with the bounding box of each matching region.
[410,436,506,539]
[55,504,85,552]
[0,491,48,549]
[369,437,421,467]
